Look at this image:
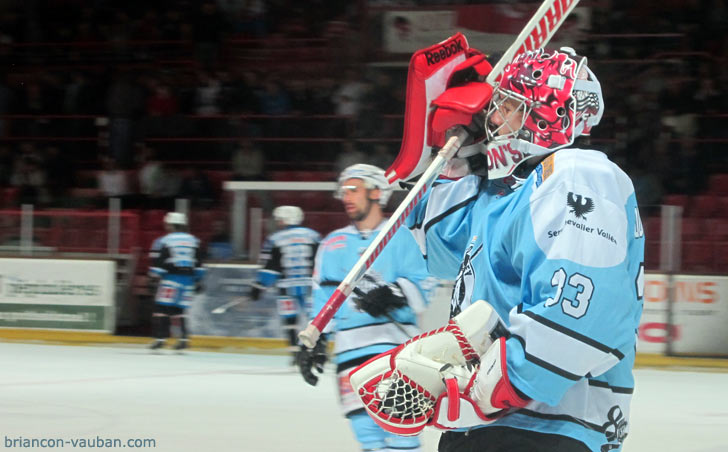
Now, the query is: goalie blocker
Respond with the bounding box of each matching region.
[348,300,529,436]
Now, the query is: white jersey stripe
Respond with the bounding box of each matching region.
[510,309,621,378]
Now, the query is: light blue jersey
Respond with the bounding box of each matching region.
[312,221,435,366]
[313,219,435,451]
[257,226,321,299]
[256,225,321,320]
[149,232,205,308]
[408,149,644,452]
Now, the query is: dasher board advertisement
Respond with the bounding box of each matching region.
[189,264,283,338]
[0,258,116,331]
[638,273,728,356]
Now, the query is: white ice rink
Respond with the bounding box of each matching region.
[1,342,727,452]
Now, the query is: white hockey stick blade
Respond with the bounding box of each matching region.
[300,0,581,349]
[212,297,250,314]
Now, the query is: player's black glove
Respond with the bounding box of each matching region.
[249,282,266,301]
[297,335,328,386]
[351,273,408,318]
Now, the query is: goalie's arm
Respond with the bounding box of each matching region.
[406,175,482,280]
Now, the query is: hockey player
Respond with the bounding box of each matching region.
[148,212,206,351]
[300,164,435,452]
[349,47,644,452]
[251,205,321,362]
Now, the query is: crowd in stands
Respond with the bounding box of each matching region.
[0,0,725,218]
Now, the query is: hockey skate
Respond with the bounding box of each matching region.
[149,339,165,351]
[173,339,188,352]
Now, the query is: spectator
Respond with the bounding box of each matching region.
[137,145,164,204]
[146,80,179,117]
[96,155,130,205]
[44,145,75,205]
[231,138,265,180]
[177,166,216,208]
[10,152,48,206]
[194,71,222,115]
[206,219,234,261]
[106,72,143,169]
[334,140,365,173]
[332,67,366,121]
[193,0,225,70]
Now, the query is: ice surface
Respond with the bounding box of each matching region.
[0,342,726,452]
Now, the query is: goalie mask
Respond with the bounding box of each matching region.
[335,164,393,207]
[483,47,604,180]
[273,205,304,226]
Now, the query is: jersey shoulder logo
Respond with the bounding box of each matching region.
[567,192,595,219]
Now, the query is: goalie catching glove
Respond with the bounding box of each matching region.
[297,334,328,386]
[351,273,408,318]
[348,300,529,436]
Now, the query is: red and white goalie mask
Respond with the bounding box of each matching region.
[483,47,604,180]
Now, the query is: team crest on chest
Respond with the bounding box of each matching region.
[450,238,483,317]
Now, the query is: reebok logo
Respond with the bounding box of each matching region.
[425,40,465,65]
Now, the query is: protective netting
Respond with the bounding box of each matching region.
[360,370,436,425]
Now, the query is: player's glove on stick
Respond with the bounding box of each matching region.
[248,282,266,301]
[298,334,328,386]
[349,300,528,435]
[351,274,408,318]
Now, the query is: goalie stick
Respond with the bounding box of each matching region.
[299,0,580,349]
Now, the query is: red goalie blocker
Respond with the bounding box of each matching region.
[385,33,493,184]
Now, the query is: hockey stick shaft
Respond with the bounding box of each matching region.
[299,129,467,348]
[299,0,580,349]
[487,0,580,85]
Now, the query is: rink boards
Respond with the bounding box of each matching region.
[1,260,728,359]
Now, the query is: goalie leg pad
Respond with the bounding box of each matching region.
[349,300,506,435]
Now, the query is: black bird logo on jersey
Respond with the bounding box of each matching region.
[567,192,595,219]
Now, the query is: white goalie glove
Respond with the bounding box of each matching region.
[348,300,530,436]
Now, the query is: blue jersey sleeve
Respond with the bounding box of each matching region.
[407,176,481,279]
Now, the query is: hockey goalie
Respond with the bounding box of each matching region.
[348,30,643,452]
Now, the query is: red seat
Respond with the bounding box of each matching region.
[143,230,163,251]
[304,211,349,235]
[681,240,713,272]
[707,173,728,196]
[271,171,298,181]
[715,196,728,219]
[644,216,661,242]
[686,195,718,218]
[662,194,688,209]
[141,210,166,230]
[705,218,728,241]
[644,240,660,270]
[714,241,728,273]
[681,218,705,241]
